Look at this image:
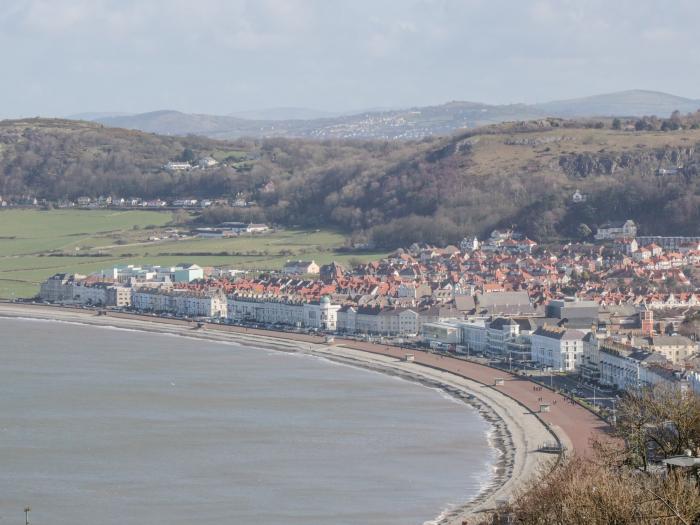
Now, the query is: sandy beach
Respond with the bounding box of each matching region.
[0,303,606,524]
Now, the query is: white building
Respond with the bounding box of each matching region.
[132,288,226,318]
[100,264,203,284]
[174,290,227,318]
[40,274,133,307]
[456,319,488,354]
[227,295,340,330]
[165,161,191,171]
[132,287,174,313]
[594,220,637,241]
[71,282,110,305]
[246,223,269,233]
[421,321,461,346]
[198,157,218,168]
[486,317,521,355]
[282,260,320,275]
[643,335,697,365]
[336,305,455,336]
[530,325,587,372]
[39,273,82,302]
[172,199,198,207]
[597,339,679,391]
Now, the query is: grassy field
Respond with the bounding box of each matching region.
[0,209,386,299]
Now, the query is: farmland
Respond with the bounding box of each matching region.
[0,209,386,298]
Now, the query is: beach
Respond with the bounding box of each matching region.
[0,303,607,523]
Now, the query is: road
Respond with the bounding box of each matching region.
[484,356,619,414]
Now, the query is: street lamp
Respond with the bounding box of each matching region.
[24,506,30,525]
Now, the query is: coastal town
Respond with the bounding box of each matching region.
[36,219,700,403]
[8,2,700,523]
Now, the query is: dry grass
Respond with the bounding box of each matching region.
[481,387,700,525]
[468,128,700,177]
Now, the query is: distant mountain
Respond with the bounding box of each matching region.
[89,90,700,140]
[68,111,133,120]
[95,102,545,140]
[535,89,700,118]
[229,107,343,121]
[99,110,261,137]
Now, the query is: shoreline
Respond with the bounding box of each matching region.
[0,304,564,524]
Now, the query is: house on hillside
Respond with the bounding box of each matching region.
[197,156,218,168]
[282,260,320,275]
[594,220,637,241]
[164,161,191,171]
[572,189,587,203]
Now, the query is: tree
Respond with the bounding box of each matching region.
[577,223,593,239]
[493,455,700,525]
[671,110,683,125]
[180,147,196,163]
[612,118,622,130]
[487,386,700,524]
[171,209,190,226]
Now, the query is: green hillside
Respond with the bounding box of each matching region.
[2,116,700,248]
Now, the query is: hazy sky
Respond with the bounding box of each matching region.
[1,0,699,118]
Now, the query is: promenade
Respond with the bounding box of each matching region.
[338,341,611,456]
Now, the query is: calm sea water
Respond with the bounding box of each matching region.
[0,318,494,525]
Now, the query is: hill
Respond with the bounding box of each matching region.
[535,89,700,117]
[66,111,134,121]
[0,118,254,199]
[98,110,269,138]
[2,116,700,247]
[93,102,545,140]
[228,107,344,121]
[86,90,700,140]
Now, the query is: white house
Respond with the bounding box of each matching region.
[594,220,637,241]
[197,156,218,168]
[282,260,320,275]
[530,325,587,372]
[165,161,191,171]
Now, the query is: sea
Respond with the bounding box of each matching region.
[0,317,495,525]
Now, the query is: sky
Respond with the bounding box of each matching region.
[1,0,699,118]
